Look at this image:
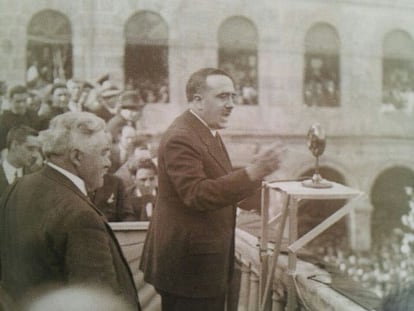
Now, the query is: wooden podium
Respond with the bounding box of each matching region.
[259,181,363,311]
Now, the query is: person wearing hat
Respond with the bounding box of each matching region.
[93,83,122,122]
[106,90,145,143]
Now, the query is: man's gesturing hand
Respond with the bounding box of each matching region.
[245,142,286,181]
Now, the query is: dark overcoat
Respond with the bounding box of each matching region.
[0,166,9,198]
[0,165,141,310]
[140,110,260,298]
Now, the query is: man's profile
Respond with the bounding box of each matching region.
[140,67,283,311]
[0,112,141,310]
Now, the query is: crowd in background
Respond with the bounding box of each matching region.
[303,56,340,107]
[382,67,414,113]
[309,187,414,299]
[219,52,259,105]
[125,76,169,104]
[0,75,158,222]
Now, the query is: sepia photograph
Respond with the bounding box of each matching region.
[0,0,413,310]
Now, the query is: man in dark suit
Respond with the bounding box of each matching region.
[125,158,158,221]
[140,68,283,311]
[0,112,141,310]
[0,85,31,151]
[0,125,40,197]
[89,173,135,222]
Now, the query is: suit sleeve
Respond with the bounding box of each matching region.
[163,133,260,211]
[47,203,122,293]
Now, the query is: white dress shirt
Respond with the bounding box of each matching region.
[47,162,87,196]
[2,159,23,184]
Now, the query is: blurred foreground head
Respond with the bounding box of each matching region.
[24,285,134,311]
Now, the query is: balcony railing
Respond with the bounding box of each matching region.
[111,220,376,311]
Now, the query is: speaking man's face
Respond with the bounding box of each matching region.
[197,75,237,130]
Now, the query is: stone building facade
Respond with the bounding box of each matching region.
[1,0,414,251]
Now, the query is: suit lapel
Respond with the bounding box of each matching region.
[183,110,232,173]
[42,165,106,218]
[0,166,9,193]
[215,133,232,170]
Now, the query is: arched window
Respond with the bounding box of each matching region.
[26,10,72,87]
[382,30,414,112]
[218,16,258,105]
[303,23,340,107]
[124,11,169,104]
[371,167,414,244]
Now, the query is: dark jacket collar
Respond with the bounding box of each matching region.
[41,165,105,217]
[181,110,232,173]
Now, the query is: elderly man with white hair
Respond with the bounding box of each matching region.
[0,112,141,311]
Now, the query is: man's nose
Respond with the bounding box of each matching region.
[226,96,236,108]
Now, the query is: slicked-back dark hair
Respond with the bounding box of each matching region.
[132,158,158,176]
[6,125,38,149]
[185,68,234,102]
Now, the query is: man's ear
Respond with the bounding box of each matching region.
[69,149,82,167]
[193,93,203,110]
[9,140,17,151]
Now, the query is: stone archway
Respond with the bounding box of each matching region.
[298,166,348,251]
[124,11,169,104]
[370,166,414,245]
[26,9,72,85]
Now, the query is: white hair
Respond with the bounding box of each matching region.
[40,112,107,158]
[24,285,134,311]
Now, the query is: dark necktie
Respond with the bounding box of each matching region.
[215,132,223,149]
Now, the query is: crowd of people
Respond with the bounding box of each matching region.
[2,66,412,310]
[219,53,259,105]
[125,76,169,104]
[309,187,414,300]
[381,67,414,113]
[303,57,340,107]
[0,76,158,222]
[0,67,284,311]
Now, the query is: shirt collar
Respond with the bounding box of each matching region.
[189,109,218,137]
[2,159,23,184]
[135,188,157,198]
[47,162,88,196]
